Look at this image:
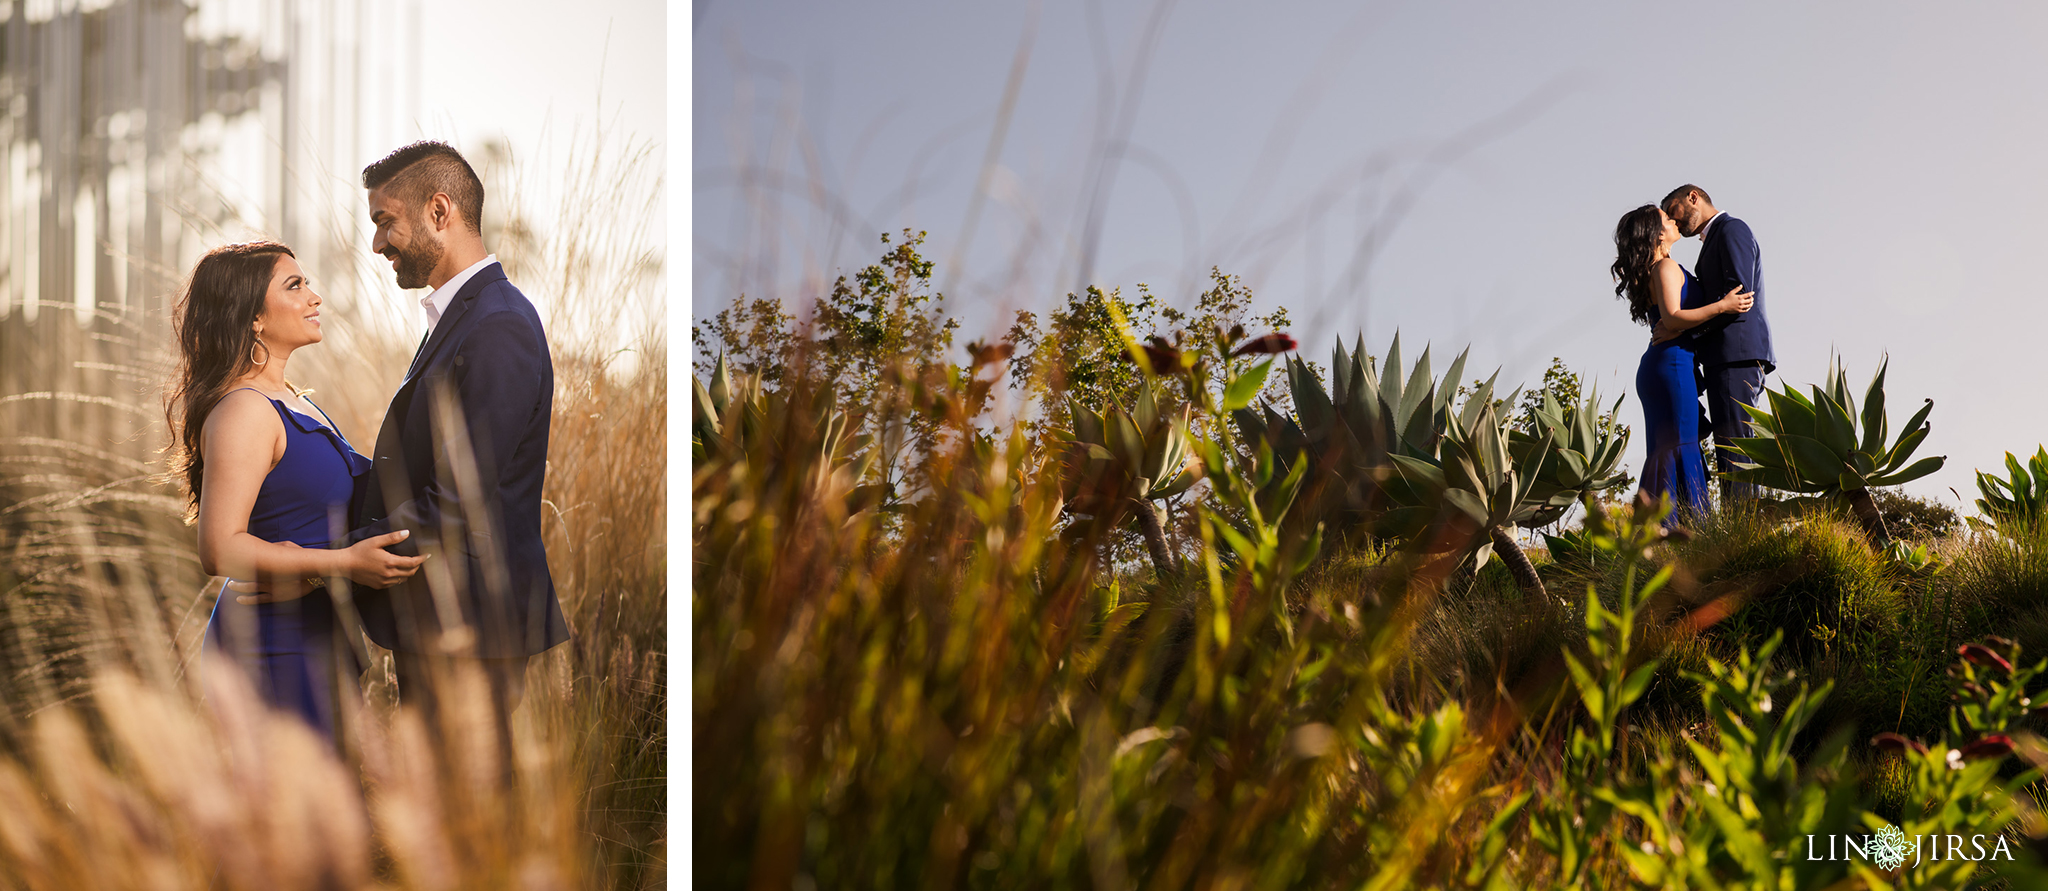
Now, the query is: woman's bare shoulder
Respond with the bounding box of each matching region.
[1651,257,1685,287]
[201,388,284,442]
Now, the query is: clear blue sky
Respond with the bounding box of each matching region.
[694,1,2048,509]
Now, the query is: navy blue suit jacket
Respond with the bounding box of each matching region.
[1689,214,1775,371]
[352,262,571,657]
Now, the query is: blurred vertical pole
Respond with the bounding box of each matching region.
[0,2,12,323]
[0,0,420,427]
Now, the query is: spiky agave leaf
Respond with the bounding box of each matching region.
[1055,380,1202,514]
[1510,384,1631,528]
[693,354,764,462]
[1377,398,1546,562]
[1233,331,1486,541]
[1728,356,1942,489]
[1726,356,1944,540]
[1976,447,2048,536]
[691,356,883,512]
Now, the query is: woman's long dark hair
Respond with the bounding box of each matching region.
[1610,204,1665,325]
[167,241,296,521]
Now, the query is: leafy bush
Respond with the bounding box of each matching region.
[1007,268,1294,438]
[1872,487,1961,539]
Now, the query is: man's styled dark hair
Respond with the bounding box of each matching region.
[1661,184,1712,211]
[362,140,485,234]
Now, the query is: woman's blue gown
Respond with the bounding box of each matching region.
[1635,267,1712,520]
[203,389,370,744]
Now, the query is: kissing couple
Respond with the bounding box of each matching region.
[1611,184,1777,520]
[168,141,571,751]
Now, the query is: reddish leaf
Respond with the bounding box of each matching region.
[1230,332,1298,357]
[1957,734,2014,760]
[1870,732,1927,755]
[1959,643,2015,674]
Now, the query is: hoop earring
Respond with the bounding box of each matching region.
[250,338,269,367]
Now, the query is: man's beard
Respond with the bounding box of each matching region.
[389,229,444,290]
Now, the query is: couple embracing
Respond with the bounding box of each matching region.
[1612,184,1776,518]
[168,141,571,750]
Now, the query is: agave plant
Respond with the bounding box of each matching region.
[1724,356,1943,543]
[1975,447,2048,537]
[692,354,880,508]
[1380,398,1546,559]
[1512,386,1632,529]
[1409,383,1633,600]
[1375,393,1625,603]
[1054,380,1202,576]
[691,353,758,463]
[1236,333,1634,599]
[1231,333,1499,540]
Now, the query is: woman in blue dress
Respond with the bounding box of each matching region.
[1611,205,1753,520]
[167,241,426,744]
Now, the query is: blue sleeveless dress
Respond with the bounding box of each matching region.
[203,389,370,742]
[1635,267,1712,520]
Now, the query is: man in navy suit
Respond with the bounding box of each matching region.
[349,141,571,730]
[1655,184,1775,502]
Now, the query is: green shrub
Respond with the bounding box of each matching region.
[1872,487,1961,539]
[1669,507,1892,664]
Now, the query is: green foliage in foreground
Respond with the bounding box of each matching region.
[693,364,2048,889]
[693,235,2048,889]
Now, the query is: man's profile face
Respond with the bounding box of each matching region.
[368,185,445,290]
[1664,193,1705,237]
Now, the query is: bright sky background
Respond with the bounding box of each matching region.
[694,1,2048,512]
[422,0,666,179]
[408,0,666,256]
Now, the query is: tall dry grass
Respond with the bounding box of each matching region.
[0,131,665,888]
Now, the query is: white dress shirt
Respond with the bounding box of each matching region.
[1698,211,1728,243]
[421,254,499,336]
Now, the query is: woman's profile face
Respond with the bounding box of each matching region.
[1656,209,1681,249]
[253,255,323,349]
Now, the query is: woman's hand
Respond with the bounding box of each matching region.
[343,529,429,588]
[231,540,314,605]
[228,533,428,604]
[1718,285,1755,314]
